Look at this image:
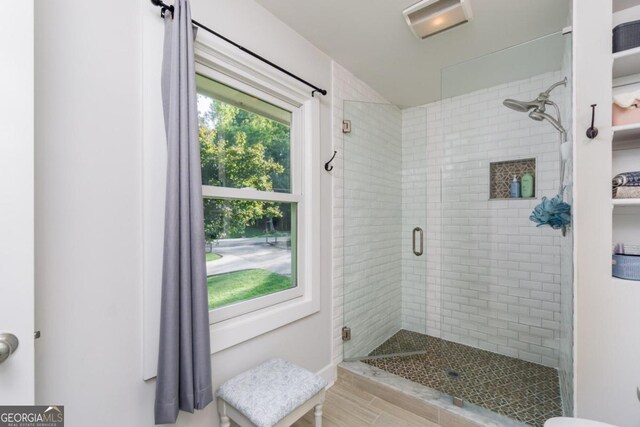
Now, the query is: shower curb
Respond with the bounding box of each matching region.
[339,361,531,427]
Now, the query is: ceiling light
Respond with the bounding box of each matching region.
[403,0,472,39]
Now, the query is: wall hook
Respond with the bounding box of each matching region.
[324,150,337,172]
[586,104,598,139]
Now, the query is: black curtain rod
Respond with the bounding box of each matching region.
[150,0,328,97]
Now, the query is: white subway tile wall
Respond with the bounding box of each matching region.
[343,100,403,359]
[332,62,572,373]
[402,71,567,368]
[332,62,395,364]
[402,107,430,334]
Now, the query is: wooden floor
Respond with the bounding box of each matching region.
[292,380,441,427]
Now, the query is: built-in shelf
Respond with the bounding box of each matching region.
[612,277,640,285]
[613,198,640,207]
[613,46,640,79]
[489,158,536,199]
[611,6,640,289]
[612,123,640,149]
[613,122,640,138]
[613,0,639,13]
[489,197,536,201]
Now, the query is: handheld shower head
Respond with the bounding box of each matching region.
[528,110,546,121]
[503,99,540,112]
[529,109,567,141]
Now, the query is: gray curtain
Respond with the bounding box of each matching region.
[154,0,213,424]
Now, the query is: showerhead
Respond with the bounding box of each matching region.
[502,77,568,141]
[503,98,539,112]
[503,78,567,114]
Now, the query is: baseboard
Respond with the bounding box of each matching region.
[316,361,338,388]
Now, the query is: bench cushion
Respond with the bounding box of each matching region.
[217,358,327,427]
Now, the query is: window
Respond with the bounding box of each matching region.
[143,36,322,374]
[196,74,305,323]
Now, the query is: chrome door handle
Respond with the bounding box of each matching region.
[413,227,424,256]
[0,333,19,364]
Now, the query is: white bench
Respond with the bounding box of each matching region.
[216,358,327,427]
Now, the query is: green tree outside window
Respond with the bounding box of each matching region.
[199,96,291,241]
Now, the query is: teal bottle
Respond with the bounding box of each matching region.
[521,174,534,198]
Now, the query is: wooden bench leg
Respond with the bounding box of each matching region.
[218,399,231,427]
[313,403,323,427]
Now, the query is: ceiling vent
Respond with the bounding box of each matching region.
[403,0,472,39]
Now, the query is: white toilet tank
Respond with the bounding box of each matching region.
[544,417,620,427]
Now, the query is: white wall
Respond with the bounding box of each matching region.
[34,1,333,426]
[573,2,640,426]
[0,0,35,404]
[402,71,568,367]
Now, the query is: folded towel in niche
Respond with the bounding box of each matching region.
[614,243,640,256]
[613,186,640,198]
[613,91,640,108]
[612,171,640,187]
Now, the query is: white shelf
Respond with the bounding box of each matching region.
[613,0,640,13]
[612,123,640,149]
[613,122,640,137]
[612,277,640,285]
[613,46,640,79]
[613,198,640,206]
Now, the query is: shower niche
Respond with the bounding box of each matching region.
[489,157,536,199]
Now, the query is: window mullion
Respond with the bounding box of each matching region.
[202,186,301,203]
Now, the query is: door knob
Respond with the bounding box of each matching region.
[0,333,19,364]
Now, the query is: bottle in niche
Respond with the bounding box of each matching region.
[510,175,521,198]
[521,173,534,198]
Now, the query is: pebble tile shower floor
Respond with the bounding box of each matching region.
[364,330,562,427]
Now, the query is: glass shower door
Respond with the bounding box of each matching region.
[342,100,428,361]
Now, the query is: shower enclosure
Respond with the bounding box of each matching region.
[342,31,573,427]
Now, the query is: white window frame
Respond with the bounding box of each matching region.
[142,25,321,380]
[197,64,306,324]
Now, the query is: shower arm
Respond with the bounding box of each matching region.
[533,78,568,107]
[542,77,568,97]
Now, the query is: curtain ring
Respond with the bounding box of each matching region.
[161,6,172,18]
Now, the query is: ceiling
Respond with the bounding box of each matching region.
[254,0,571,107]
